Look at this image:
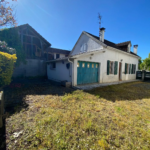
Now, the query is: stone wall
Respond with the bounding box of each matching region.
[13,59,47,78]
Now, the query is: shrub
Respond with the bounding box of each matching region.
[0,41,16,54]
[0,51,17,87]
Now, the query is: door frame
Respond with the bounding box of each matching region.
[77,61,100,85]
[119,62,122,81]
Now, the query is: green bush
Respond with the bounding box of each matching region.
[0,51,17,87]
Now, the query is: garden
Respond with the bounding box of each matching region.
[0,80,150,150]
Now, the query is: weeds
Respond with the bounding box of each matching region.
[4,81,150,149]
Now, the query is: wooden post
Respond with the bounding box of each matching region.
[142,70,145,81]
[0,91,4,128]
[40,41,44,59]
[31,37,33,58]
[21,30,23,45]
[46,48,48,60]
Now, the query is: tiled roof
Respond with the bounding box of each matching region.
[85,32,140,57]
[116,41,131,46]
[46,47,71,55]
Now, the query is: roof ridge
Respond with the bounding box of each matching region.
[50,47,70,52]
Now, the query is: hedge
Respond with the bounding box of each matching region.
[0,52,17,87]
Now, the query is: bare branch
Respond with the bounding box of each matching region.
[0,0,17,27]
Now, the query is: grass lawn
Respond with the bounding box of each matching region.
[3,81,150,149]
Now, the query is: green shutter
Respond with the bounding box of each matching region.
[125,63,127,74]
[132,64,134,74]
[107,60,110,75]
[114,61,118,75]
[129,64,131,74]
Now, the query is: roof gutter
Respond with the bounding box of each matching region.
[107,46,141,59]
[68,57,74,85]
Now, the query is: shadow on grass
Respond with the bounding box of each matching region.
[86,81,150,102]
[4,78,75,113]
[0,119,6,150]
[0,78,75,150]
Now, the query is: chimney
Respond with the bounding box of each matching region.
[99,27,105,42]
[133,45,138,54]
[127,43,131,52]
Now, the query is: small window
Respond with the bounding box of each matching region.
[51,62,56,69]
[96,64,98,68]
[82,63,85,68]
[56,54,60,59]
[77,63,79,67]
[87,63,90,68]
[92,64,94,68]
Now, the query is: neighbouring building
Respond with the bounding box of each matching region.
[47,28,141,86]
[0,24,70,78]
[10,24,51,78]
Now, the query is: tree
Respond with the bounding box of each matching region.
[0,0,17,27]
[140,53,150,71]
[138,58,142,70]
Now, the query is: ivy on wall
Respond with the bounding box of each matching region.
[0,27,26,66]
[0,51,17,87]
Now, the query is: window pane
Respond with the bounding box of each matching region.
[96,64,98,68]
[82,63,85,68]
[77,63,79,67]
[87,63,90,68]
[92,64,94,68]
[56,54,60,59]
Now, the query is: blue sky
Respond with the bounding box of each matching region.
[9,0,150,59]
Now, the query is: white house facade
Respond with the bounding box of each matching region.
[47,28,140,86]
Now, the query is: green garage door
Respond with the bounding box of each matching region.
[77,61,99,85]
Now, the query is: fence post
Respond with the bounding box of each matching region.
[0,91,4,128]
[142,70,146,81]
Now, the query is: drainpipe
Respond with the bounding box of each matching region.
[68,57,74,86]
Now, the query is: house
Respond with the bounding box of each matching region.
[47,27,140,86]
[0,24,70,78]
[46,47,70,60]
[0,23,51,78]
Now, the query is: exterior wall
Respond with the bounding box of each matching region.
[47,60,72,82]
[71,34,103,56]
[72,47,139,86]
[54,53,66,59]
[13,59,47,78]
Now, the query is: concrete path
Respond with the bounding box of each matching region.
[74,79,141,90]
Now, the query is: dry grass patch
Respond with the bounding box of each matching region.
[5,81,150,150]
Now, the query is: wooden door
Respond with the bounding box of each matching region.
[119,62,122,81]
[77,61,99,85]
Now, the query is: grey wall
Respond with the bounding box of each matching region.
[47,60,72,82]
[13,59,47,78]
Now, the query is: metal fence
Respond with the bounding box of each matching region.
[136,70,150,80]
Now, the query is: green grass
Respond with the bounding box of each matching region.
[5,81,150,150]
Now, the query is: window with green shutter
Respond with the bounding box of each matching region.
[107,60,110,75]
[132,64,134,74]
[129,64,132,74]
[125,63,127,74]
[133,64,136,74]
[114,61,118,75]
